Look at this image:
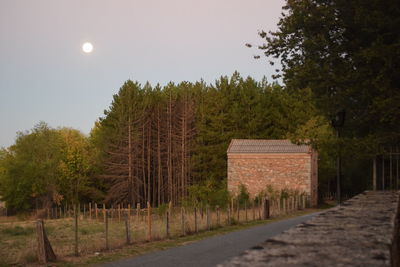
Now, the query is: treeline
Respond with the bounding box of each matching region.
[0,124,101,211]
[2,0,399,213]
[0,73,332,212]
[93,80,196,207]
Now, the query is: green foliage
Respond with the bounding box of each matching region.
[258,0,400,195]
[280,189,290,200]
[92,73,316,206]
[156,203,168,216]
[254,186,306,202]
[191,73,310,185]
[0,122,65,211]
[78,224,103,236]
[261,0,400,145]
[0,122,97,211]
[58,128,92,204]
[187,179,230,208]
[236,184,250,207]
[1,226,34,236]
[1,72,336,211]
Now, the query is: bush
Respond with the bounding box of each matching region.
[187,179,230,208]
[237,184,250,207]
[156,203,168,216]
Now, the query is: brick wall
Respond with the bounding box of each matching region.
[228,153,317,206]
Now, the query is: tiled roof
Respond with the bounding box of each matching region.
[227,139,310,154]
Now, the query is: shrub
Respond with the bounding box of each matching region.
[237,184,250,207]
[187,179,230,208]
[156,203,168,216]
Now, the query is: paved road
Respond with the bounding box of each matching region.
[101,212,320,267]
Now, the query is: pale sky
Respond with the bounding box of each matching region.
[0,0,285,148]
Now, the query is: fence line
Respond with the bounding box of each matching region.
[0,195,312,265]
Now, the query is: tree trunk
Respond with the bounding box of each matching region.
[128,121,134,205]
[157,108,162,206]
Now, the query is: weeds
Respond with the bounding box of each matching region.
[1,225,34,236]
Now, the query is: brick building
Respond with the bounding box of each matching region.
[227,139,318,207]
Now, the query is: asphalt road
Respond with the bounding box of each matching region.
[101,212,320,267]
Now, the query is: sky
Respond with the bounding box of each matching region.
[0,0,285,148]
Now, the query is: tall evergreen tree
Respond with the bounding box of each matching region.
[259,0,400,148]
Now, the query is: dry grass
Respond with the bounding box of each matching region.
[0,201,311,266]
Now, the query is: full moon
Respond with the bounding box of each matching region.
[82,42,93,53]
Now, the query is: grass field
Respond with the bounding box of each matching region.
[0,199,322,266]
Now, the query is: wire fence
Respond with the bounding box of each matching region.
[0,195,311,265]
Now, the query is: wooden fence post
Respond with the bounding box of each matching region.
[125,213,131,244]
[136,203,140,222]
[236,199,240,222]
[103,204,106,223]
[89,202,92,219]
[298,195,301,210]
[245,201,248,222]
[194,207,198,233]
[252,200,256,221]
[278,198,281,215]
[105,210,109,250]
[286,198,289,212]
[231,198,234,218]
[181,207,185,236]
[118,204,121,222]
[299,195,303,210]
[292,197,295,211]
[166,210,170,238]
[95,203,98,220]
[36,219,56,263]
[227,207,231,225]
[216,205,220,226]
[292,196,296,211]
[74,204,79,256]
[299,195,302,209]
[169,201,173,214]
[206,205,210,230]
[147,202,152,241]
[263,198,270,219]
[283,198,286,214]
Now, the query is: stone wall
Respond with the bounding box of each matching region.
[220,191,400,267]
[227,153,317,206]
